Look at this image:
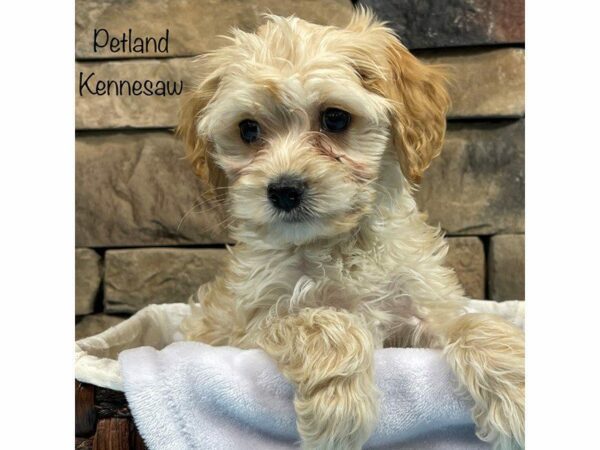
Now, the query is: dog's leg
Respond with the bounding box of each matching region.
[437,313,525,450]
[180,278,239,346]
[259,307,378,450]
[383,237,524,449]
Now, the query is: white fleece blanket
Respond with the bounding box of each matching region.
[75,301,524,450]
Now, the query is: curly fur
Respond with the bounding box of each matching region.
[177,8,524,450]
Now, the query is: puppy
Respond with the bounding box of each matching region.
[177,8,524,450]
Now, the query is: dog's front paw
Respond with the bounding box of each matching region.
[259,308,378,449]
[294,373,378,450]
[472,380,524,450]
[444,313,525,450]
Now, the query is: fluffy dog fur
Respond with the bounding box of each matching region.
[178,9,524,450]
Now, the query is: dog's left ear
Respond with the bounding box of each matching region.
[382,39,450,184]
[346,13,450,184]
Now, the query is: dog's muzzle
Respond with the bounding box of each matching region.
[267,176,306,212]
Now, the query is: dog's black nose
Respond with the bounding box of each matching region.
[267,177,305,212]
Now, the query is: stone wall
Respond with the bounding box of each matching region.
[75,0,525,339]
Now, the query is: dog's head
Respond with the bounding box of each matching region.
[178,9,449,247]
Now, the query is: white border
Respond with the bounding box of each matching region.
[527,0,600,447]
[0,0,74,448]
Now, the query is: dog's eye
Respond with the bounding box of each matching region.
[239,119,261,144]
[321,108,351,133]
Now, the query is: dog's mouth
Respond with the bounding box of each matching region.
[278,210,318,224]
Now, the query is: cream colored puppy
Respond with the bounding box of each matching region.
[178,9,524,450]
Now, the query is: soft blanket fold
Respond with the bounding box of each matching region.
[74,300,524,450]
[120,342,486,449]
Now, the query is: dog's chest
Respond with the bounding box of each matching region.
[235,247,393,311]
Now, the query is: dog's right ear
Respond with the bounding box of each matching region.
[177,72,227,195]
